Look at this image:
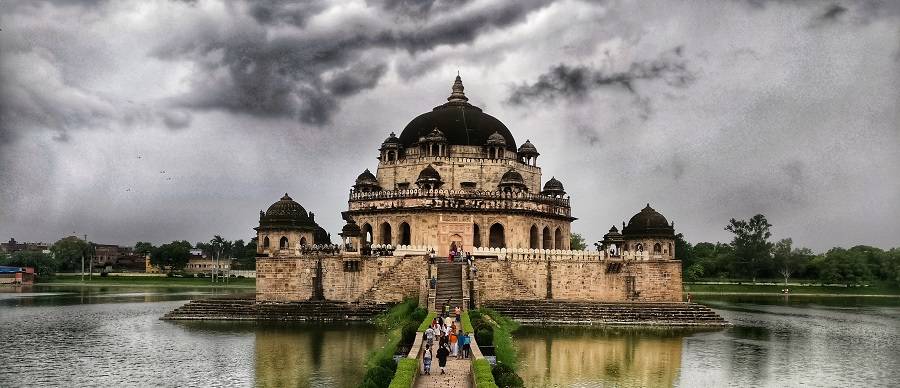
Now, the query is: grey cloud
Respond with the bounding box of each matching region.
[507,47,695,106]
[160,110,193,130]
[156,0,551,125]
[820,4,848,21]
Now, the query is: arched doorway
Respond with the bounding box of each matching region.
[380,222,392,245]
[400,222,411,245]
[473,224,481,247]
[489,223,505,248]
[449,234,463,254]
[543,226,552,249]
[299,237,307,246]
[555,228,563,250]
[361,223,373,244]
[529,225,539,249]
[263,236,270,248]
[279,236,289,249]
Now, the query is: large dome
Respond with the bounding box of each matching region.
[622,204,675,238]
[398,76,517,151]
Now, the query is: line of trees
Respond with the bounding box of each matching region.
[679,214,900,287]
[141,235,258,272]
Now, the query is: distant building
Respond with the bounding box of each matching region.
[185,257,234,275]
[1,238,50,254]
[0,266,35,285]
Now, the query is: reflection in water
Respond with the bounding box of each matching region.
[516,326,693,388]
[254,324,382,388]
[0,286,385,387]
[516,295,900,388]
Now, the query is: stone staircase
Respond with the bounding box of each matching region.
[357,256,425,304]
[434,263,463,311]
[162,296,387,322]
[483,300,729,326]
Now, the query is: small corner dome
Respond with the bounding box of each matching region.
[381,132,401,147]
[518,140,539,156]
[542,177,565,192]
[341,219,361,237]
[355,169,378,185]
[486,131,507,146]
[622,204,675,238]
[423,127,447,143]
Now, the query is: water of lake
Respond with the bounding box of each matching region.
[1,287,897,387]
[0,286,384,387]
[516,295,900,388]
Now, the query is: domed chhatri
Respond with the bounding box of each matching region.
[255,193,330,254]
[622,204,675,238]
[353,169,381,192]
[486,131,507,146]
[541,177,566,197]
[416,164,443,190]
[498,169,528,193]
[398,76,517,151]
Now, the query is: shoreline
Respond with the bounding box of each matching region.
[5,282,254,289]
[690,291,900,298]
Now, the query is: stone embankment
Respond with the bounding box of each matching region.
[162,295,387,321]
[483,300,729,326]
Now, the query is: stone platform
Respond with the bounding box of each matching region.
[161,295,388,321]
[482,300,729,326]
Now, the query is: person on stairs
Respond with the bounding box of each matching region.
[437,343,451,375]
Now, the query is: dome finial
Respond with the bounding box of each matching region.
[448,74,468,102]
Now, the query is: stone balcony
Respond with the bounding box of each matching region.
[348,188,572,218]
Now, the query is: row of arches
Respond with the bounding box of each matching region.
[261,235,307,250]
[528,225,564,250]
[360,222,412,246]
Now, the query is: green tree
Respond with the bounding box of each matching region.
[772,238,813,285]
[674,233,696,266]
[569,233,586,250]
[50,236,91,272]
[150,241,192,271]
[0,251,59,279]
[725,214,773,283]
[684,263,705,282]
[812,247,873,286]
[134,241,154,256]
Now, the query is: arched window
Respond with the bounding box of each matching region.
[543,226,552,250]
[529,225,539,249]
[300,237,307,246]
[400,222,411,245]
[473,224,481,247]
[279,236,289,249]
[489,223,505,248]
[555,228,563,250]
[636,243,644,252]
[263,236,270,248]
[653,243,661,253]
[380,222,392,245]
[361,223,373,244]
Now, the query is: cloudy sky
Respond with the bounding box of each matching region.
[1,0,898,251]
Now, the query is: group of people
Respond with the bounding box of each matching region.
[422,303,472,375]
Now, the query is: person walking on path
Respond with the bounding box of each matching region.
[459,332,470,359]
[436,343,450,375]
[425,326,435,347]
[449,330,458,357]
[422,344,433,375]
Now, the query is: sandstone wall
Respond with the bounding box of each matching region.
[476,257,682,303]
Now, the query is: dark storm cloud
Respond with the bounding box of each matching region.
[506,47,694,106]
[820,4,848,21]
[156,0,551,125]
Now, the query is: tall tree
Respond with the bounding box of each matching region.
[50,236,90,272]
[569,233,586,250]
[674,233,696,266]
[725,214,774,283]
[150,241,192,272]
[772,238,812,285]
[133,241,154,256]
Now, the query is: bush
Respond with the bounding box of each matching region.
[387,358,418,388]
[401,321,419,345]
[475,327,493,346]
[363,366,393,388]
[100,272,108,277]
[375,357,397,374]
[358,380,379,388]
[417,312,437,332]
[473,359,498,388]
[492,363,524,387]
[461,311,475,333]
[166,272,175,277]
[196,273,206,278]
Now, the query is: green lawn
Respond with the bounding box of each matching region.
[40,274,256,288]
[684,281,900,296]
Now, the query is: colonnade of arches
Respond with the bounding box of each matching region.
[359,221,412,246]
[260,235,309,251]
[529,224,565,250]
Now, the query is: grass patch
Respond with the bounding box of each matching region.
[461,311,474,333]
[684,281,900,295]
[480,308,520,369]
[469,308,524,387]
[473,359,498,388]
[417,311,437,332]
[44,274,255,288]
[387,358,418,388]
